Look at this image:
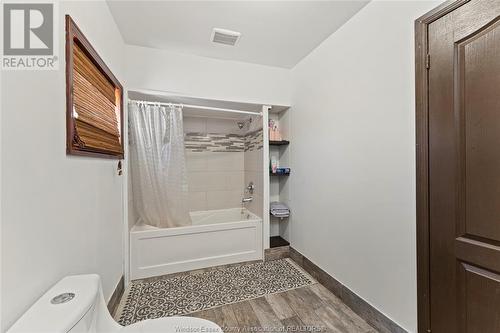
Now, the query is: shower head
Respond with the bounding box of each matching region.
[237,117,252,130]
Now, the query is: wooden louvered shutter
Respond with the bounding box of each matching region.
[66,15,123,158]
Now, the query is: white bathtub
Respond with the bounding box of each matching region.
[130,208,263,280]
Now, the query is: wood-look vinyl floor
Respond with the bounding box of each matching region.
[189,284,378,333]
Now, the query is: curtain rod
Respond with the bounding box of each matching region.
[129,99,262,116]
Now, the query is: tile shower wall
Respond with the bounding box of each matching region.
[184,117,245,211]
[244,116,264,217]
[184,116,263,215]
[186,151,245,211]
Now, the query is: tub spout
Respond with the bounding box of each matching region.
[242,197,253,203]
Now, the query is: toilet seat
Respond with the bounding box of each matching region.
[121,316,222,333]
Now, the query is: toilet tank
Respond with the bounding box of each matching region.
[8,275,101,333]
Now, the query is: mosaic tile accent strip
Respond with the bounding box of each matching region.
[245,128,263,152]
[185,129,263,153]
[115,258,315,326]
[185,133,245,152]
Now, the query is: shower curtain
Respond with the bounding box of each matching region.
[129,101,190,228]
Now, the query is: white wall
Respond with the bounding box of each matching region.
[125,44,291,107]
[289,1,440,332]
[1,1,126,330]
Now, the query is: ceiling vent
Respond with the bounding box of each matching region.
[211,28,241,46]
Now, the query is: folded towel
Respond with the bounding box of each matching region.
[271,210,289,214]
[270,202,290,211]
[272,212,289,217]
[270,202,290,218]
[271,212,290,218]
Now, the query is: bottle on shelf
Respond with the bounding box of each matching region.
[269,119,282,141]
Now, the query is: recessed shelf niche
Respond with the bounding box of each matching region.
[268,106,291,246]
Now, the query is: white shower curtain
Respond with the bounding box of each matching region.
[129,101,190,228]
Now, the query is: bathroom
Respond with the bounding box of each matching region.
[2,1,486,333]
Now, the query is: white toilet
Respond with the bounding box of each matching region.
[8,274,222,333]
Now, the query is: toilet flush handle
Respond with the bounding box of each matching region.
[51,293,75,304]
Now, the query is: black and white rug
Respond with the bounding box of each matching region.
[116,258,315,325]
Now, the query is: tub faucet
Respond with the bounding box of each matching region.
[242,196,253,203]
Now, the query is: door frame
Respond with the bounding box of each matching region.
[414,1,470,333]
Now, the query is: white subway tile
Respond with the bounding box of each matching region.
[183,116,206,133]
[188,191,207,212]
[206,190,243,210]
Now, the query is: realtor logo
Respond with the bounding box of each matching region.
[2,2,58,70]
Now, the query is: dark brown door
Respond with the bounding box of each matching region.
[428,1,500,332]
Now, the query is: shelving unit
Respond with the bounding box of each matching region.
[268,107,291,248]
[270,172,290,176]
[269,140,290,146]
[270,236,290,248]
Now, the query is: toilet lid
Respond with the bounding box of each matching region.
[121,316,222,333]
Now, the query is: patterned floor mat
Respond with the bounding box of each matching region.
[115,258,315,325]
